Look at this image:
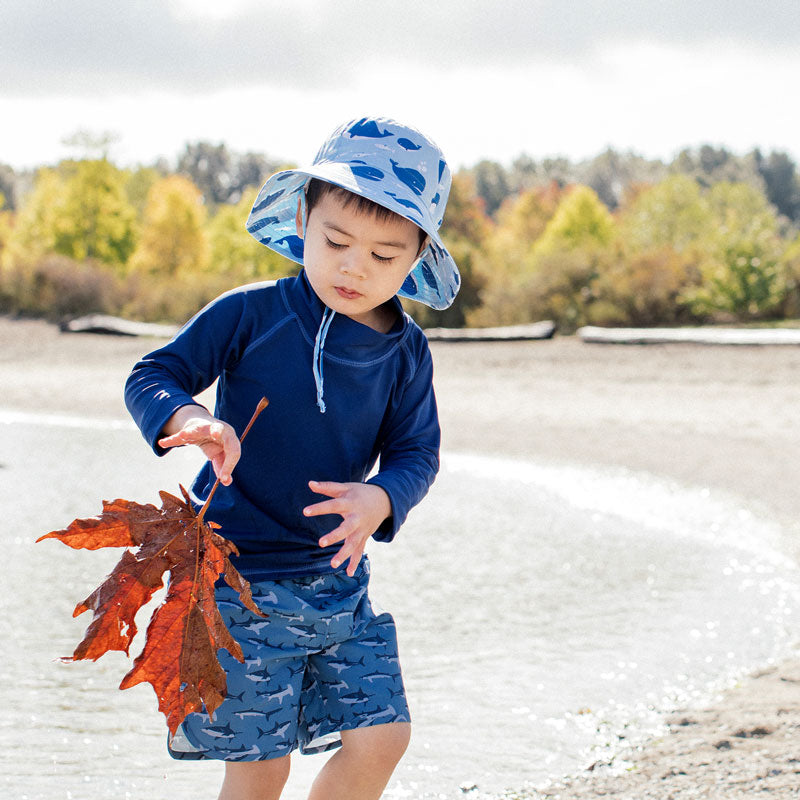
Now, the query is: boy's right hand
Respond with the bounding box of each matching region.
[158,405,241,486]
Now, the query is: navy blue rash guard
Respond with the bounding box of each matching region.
[124,271,440,580]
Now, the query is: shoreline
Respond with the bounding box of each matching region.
[4,315,800,798]
[518,659,800,799]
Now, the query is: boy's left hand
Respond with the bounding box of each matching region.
[303,481,392,576]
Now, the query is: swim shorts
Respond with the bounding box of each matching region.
[168,557,409,761]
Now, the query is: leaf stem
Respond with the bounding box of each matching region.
[197,397,269,525]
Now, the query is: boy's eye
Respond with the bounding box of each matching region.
[325,237,346,250]
[372,253,395,263]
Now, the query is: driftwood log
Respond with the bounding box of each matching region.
[61,314,180,339]
[425,320,556,342]
[578,325,800,346]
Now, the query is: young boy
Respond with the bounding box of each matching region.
[124,116,460,800]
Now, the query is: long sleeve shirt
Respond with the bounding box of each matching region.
[124,271,440,580]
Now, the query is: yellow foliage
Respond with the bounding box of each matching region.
[494,182,562,245]
[685,182,786,318]
[480,184,562,281]
[0,208,13,260]
[531,185,615,261]
[54,159,138,268]
[591,246,701,326]
[128,175,210,277]
[779,234,800,317]
[617,175,710,253]
[3,169,66,266]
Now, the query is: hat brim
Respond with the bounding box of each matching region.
[246,163,460,310]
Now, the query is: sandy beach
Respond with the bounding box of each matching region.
[3,314,800,798]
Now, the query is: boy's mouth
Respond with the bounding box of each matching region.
[335,286,363,300]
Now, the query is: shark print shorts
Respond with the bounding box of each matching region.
[168,557,409,761]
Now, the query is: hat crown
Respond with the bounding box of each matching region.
[313,117,452,231]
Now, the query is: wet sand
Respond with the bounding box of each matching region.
[3,315,800,798]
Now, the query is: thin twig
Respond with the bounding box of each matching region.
[197,397,269,524]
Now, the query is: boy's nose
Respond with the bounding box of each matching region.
[340,251,367,278]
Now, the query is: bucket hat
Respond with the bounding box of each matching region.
[246,116,460,310]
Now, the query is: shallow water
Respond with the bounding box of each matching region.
[2,413,798,799]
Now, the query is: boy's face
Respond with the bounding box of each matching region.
[297,191,424,332]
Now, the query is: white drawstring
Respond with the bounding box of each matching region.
[301,187,336,413]
[312,307,336,413]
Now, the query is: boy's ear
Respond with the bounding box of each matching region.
[295,198,305,240]
[417,235,430,258]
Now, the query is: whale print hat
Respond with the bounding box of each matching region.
[246,116,461,311]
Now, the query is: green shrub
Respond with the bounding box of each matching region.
[468,247,600,331]
[590,246,702,326]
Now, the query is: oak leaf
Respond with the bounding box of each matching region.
[37,397,269,734]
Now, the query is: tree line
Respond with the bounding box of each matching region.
[1,141,799,330]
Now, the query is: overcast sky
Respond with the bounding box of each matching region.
[2,0,799,171]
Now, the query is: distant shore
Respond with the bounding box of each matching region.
[4,314,800,798]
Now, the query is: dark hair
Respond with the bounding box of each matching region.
[305,178,427,251]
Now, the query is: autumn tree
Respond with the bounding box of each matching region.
[122,175,218,323]
[0,166,126,317]
[0,192,13,273]
[495,182,562,248]
[467,185,616,329]
[531,185,615,258]
[599,175,712,325]
[590,246,700,326]
[779,233,800,317]
[523,186,617,330]
[617,174,711,254]
[465,182,562,327]
[4,159,136,271]
[128,175,210,277]
[2,168,66,264]
[52,159,138,269]
[687,182,787,319]
[126,166,164,217]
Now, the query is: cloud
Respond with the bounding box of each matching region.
[1,0,799,97]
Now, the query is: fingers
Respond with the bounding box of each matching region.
[158,420,218,449]
[319,523,365,576]
[158,418,241,485]
[308,480,347,497]
[319,520,369,576]
[317,521,351,549]
[303,481,348,517]
[157,429,196,448]
[213,423,241,485]
[304,482,388,575]
[303,498,344,518]
[335,541,365,576]
[317,519,369,575]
